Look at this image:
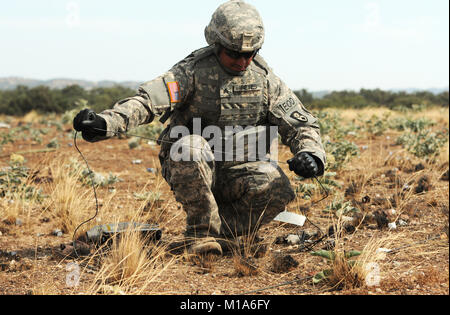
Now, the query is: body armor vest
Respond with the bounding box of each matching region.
[170,53,269,132]
[158,51,272,168]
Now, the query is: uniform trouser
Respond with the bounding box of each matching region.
[162,135,296,238]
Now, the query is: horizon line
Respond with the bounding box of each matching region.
[0,76,448,93]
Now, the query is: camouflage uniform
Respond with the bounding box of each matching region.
[91,0,326,238]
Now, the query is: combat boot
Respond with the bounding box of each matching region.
[166,237,223,256]
[188,237,223,256]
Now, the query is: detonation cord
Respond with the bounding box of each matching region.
[305,175,329,238]
[71,128,330,258]
[72,131,100,258]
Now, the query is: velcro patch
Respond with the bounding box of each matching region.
[276,97,297,115]
[274,95,317,127]
[290,111,308,123]
[167,81,180,103]
[233,84,260,92]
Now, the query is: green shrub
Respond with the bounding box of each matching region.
[396,129,449,158]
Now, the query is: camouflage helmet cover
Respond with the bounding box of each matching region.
[205,0,265,52]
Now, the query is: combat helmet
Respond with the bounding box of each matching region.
[205,0,265,53]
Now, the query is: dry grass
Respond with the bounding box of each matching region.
[0,107,448,295]
[0,196,35,227]
[0,160,41,226]
[339,107,394,121]
[78,207,175,295]
[86,230,172,294]
[41,155,96,235]
[22,110,42,124]
[313,215,400,291]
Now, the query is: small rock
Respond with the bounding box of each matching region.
[271,253,299,274]
[388,222,397,230]
[15,218,23,226]
[414,163,425,172]
[9,251,17,258]
[147,168,157,173]
[388,209,396,216]
[9,260,18,271]
[362,195,371,204]
[398,219,408,226]
[132,160,142,165]
[415,175,432,194]
[374,210,389,229]
[286,234,301,245]
[53,229,63,237]
[274,236,285,244]
[59,242,91,257]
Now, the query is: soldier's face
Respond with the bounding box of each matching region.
[219,48,255,73]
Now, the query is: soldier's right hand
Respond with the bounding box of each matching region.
[73,109,107,141]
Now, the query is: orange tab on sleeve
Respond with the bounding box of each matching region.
[167,81,181,103]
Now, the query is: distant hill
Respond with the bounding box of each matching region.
[0,77,448,97]
[0,77,141,91]
[312,87,448,98]
[390,87,449,95]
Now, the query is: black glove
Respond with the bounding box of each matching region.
[73,109,107,141]
[288,152,320,178]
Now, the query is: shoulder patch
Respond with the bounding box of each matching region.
[272,95,318,127]
[167,81,180,103]
[276,96,297,115]
[290,111,309,123]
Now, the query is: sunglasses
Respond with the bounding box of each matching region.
[224,48,259,60]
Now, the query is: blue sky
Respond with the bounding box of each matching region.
[0,0,448,91]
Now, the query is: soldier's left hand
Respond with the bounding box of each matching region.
[287,152,319,178]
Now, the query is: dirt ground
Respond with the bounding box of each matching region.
[0,111,448,296]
